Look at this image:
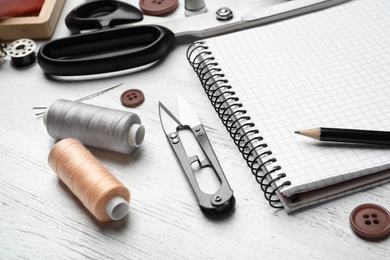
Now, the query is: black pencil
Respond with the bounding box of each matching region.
[294,127,390,145]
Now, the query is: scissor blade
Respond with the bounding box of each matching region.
[177,94,201,128]
[242,0,350,21]
[159,102,182,134]
[159,0,349,39]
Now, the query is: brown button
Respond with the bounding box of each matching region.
[350,203,390,240]
[121,89,145,107]
[139,0,178,16]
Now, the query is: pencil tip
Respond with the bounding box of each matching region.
[294,131,300,134]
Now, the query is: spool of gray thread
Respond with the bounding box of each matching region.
[44,99,145,154]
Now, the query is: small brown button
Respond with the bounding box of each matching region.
[121,89,145,107]
[350,203,390,240]
[139,0,178,16]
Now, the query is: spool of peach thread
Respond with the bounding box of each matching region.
[48,138,130,222]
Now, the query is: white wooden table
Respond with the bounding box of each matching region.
[1,0,389,259]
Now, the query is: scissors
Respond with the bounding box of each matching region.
[159,95,235,217]
[37,0,349,76]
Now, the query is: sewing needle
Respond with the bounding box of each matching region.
[33,83,123,116]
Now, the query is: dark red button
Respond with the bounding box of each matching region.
[139,0,178,16]
[350,203,390,240]
[121,89,145,107]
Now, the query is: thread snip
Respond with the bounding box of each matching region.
[44,99,145,154]
[48,138,131,222]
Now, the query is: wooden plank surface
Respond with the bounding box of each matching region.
[1,0,389,259]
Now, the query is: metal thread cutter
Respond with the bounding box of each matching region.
[159,95,236,217]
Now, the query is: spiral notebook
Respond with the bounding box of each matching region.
[186,0,390,212]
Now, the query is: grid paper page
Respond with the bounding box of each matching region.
[202,0,390,197]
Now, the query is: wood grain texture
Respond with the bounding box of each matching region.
[1,0,389,259]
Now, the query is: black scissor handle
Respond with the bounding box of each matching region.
[65,0,143,34]
[37,25,176,76]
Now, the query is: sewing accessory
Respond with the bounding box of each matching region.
[38,0,174,76]
[0,40,6,65]
[350,203,390,240]
[37,0,348,76]
[215,7,234,21]
[6,38,37,69]
[33,83,122,117]
[185,0,207,16]
[44,99,145,154]
[139,0,179,16]
[48,138,131,222]
[159,95,235,217]
[120,89,145,107]
[65,0,143,34]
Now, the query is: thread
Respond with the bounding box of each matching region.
[185,0,207,16]
[0,41,6,65]
[44,99,145,154]
[6,38,37,69]
[48,138,131,222]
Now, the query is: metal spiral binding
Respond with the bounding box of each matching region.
[186,42,291,208]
